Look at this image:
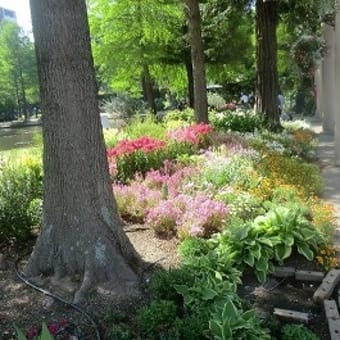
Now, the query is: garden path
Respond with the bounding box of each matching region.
[308,117,340,250]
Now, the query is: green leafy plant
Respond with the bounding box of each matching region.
[136,300,178,338]
[281,323,319,340]
[210,110,265,133]
[209,297,271,339]
[0,157,43,243]
[15,322,54,340]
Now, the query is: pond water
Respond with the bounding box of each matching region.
[0,125,42,151]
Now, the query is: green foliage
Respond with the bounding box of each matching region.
[207,92,225,109]
[214,204,324,283]
[0,157,42,243]
[163,108,195,125]
[281,323,319,340]
[124,114,166,140]
[149,268,195,304]
[137,300,178,339]
[210,110,265,133]
[209,297,271,340]
[0,21,39,115]
[113,141,196,184]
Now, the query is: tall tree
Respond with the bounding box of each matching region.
[185,0,208,123]
[255,0,280,128]
[26,0,141,303]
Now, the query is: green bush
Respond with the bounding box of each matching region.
[163,108,195,125]
[137,300,178,339]
[0,157,43,243]
[149,268,195,304]
[210,110,265,133]
[125,114,166,140]
[281,323,319,340]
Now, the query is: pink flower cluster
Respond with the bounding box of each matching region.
[144,161,197,197]
[219,102,237,111]
[113,182,162,222]
[146,193,229,238]
[107,136,165,158]
[167,124,213,145]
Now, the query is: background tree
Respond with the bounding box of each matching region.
[89,0,183,111]
[0,21,38,121]
[26,0,141,303]
[185,0,208,123]
[255,0,280,128]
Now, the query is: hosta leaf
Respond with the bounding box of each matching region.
[275,243,292,261]
[252,243,261,260]
[209,319,223,338]
[201,287,218,301]
[300,227,317,240]
[258,238,273,247]
[284,235,294,247]
[242,309,256,321]
[244,252,255,267]
[255,270,267,283]
[255,257,268,272]
[222,319,232,340]
[297,243,314,261]
[222,299,239,321]
[14,326,26,340]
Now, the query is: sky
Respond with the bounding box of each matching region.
[0,0,32,33]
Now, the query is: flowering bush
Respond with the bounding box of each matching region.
[177,194,229,238]
[167,123,213,147]
[107,136,166,182]
[218,102,237,111]
[113,182,162,222]
[107,136,165,158]
[145,193,228,238]
[145,200,183,237]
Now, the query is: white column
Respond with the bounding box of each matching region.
[322,23,336,133]
[314,67,322,119]
[335,2,340,165]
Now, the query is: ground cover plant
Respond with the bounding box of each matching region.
[1,111,336,339]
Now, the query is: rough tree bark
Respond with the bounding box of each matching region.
[255,0,280,129]
[185,51,195,108]
[27,0,141,303]
[185,0,208,123]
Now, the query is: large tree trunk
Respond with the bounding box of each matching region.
[255,0,280,128]
[27,0,141,303]
[185,0,208,123]
[141,64,157,114]
[185,50,194,108]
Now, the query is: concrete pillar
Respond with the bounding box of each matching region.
[322,23,335,134]
[335,2,340,165]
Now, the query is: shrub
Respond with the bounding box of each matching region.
[113,182,162,222]
[210,110,265,133]
[124,114,166,140]
[150,268,195,303]
[0,157,43,243]
[257,152,323,198]
[167,123,213,148]
[137,300,178,338]
[162,107,195,124]
[146,199,183,237]
[281,323,319,340]
[107,136,166,182]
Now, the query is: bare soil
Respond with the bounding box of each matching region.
[0,225,331,339]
